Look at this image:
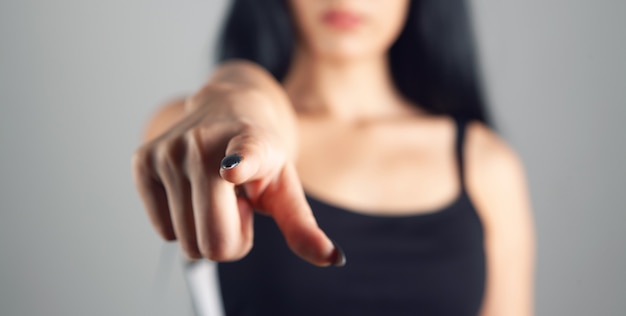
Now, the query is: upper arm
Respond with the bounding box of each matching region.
[465,122,536,316]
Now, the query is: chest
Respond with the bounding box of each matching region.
[295,119,460,215]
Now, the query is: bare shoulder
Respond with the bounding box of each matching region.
[463,121,530,223]
[465,121,525,178]
[464,121,535,315]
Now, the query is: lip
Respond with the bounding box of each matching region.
[321,10,362,29]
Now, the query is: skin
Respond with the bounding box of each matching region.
[132,0,535,314]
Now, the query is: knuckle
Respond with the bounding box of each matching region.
[232,133,264,157]
[234,119,257,134]
[160,232,177,242]
[153,223,175,241]
[234,131,257,145]
[184,130,211,172]
[206,244,230,262]
[181,239,201,259]
[241,132,271,160]
[202,238,239,262]
[131,148,152,175]
[155,139,185,175]
[185,251,202,261]
[238,237,254,259]
[187,90,208,107]
[196,233,212,259]
[198,241,217,260]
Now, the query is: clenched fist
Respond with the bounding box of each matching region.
[131,78,344,267]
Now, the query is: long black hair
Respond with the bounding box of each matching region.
[218,0,490,125]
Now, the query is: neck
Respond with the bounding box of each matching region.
[282,49,416,122]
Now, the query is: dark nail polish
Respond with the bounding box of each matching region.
[221,154,242,169]
[329,239,346,267]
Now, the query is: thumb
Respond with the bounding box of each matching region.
[219,132,278,185]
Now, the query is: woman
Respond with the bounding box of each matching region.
[132,0,535,314]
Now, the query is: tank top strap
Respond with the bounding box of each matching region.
[453,116,469,193]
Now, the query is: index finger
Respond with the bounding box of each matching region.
[257,163,346,267]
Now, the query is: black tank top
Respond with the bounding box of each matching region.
[217,116,486,315]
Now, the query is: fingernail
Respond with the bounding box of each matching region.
[329,239,346,267]
[221,154,242,169]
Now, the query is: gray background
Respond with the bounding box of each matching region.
[0,0,624,315]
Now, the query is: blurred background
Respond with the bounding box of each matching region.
[0,0,624,315]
